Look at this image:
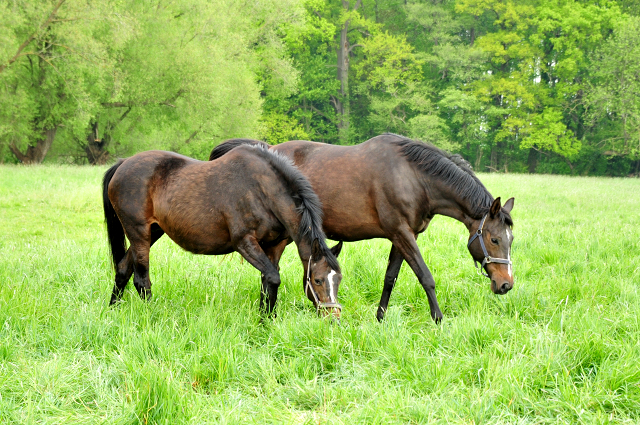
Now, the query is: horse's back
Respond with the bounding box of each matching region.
[272,137,426,241]
[109,150,193,188]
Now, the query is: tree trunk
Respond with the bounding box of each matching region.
[84,121,111,165]
[527,148,538,173]
[336,16,350,143]
[490,144,497,171]
[85,141,110,165]
[474,144,483,170]
[334,0,362,144]
[83,108,131,164]
[9,127,57,164]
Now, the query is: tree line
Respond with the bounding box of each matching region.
[1,0,639,176]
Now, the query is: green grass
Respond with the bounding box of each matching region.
[0,165,639,424]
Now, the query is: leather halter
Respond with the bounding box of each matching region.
[305,256,342,311]
[467,214,512,278]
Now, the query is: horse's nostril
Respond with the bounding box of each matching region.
[501,282,509,292]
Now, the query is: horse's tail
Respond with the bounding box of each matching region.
[102,159,126,269]
[209,138,271,161]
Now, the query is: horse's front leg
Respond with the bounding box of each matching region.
[261,238,290,313]
[376,244,404,322]
[236,235,282,315]
[392,229,443,323]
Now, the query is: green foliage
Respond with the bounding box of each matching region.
[258,111,311,144]
[1,0,638,174]
[0,0,129,160]
[585,16,640,161]
[353,31,423,93]
[521,108,581,158]
[1,0,305,162]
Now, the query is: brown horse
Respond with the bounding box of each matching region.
[210,134,515,323]
[102,145,343,317]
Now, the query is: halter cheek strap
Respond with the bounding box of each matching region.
[467,214,512,278]
[305,256,342,311]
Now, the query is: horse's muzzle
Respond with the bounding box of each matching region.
[317,302,342,320]
[492,279,513,295]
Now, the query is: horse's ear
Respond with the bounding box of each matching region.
[502,197,514,213]
[330,241,343,258]
[490,197,502,218]
[311,239,323,261]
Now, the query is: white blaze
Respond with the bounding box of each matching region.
[327,269,337,303]
[506,228,513,278]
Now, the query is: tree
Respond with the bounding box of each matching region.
[1,0,305,163]
[0,0,128,163]
[72,0,305,163]
[585,16,640,175]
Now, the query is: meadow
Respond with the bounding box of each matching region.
[0,165,639,424]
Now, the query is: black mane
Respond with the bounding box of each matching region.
[242,145,340,271]
[210,138,270,161]
[388,134,512,225]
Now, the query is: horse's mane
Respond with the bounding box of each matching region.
[387,134,512,224]
[209,138,270,161]
[239,144,340,270]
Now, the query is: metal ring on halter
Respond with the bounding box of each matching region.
[467,213,512,278]
[305,256,343,311]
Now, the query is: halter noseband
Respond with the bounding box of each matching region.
[306,256,342,312]
[467,214,512,278]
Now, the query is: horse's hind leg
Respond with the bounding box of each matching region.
[376,244,404,322]
[236,235,282,315]
[110,224,164,305]
[110,249,134,305]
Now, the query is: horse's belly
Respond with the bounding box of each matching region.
[161,224,233,255]
[323,214,386,241]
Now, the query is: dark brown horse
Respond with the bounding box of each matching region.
[210,134,515,323]
[102,145,343,317]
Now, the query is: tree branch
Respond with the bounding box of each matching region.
[348,43,364,54]
[0,0,66,74]
[309,103,337,125]
[102,90,183,109]
[8,143,28,163]
[184,126,202,144]
[102,102,131,108]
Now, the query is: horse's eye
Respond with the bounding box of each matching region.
[314,278,322,286]
[491,238,499,245]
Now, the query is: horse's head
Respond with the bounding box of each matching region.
[305,240,343,319]
[467,197,515,295]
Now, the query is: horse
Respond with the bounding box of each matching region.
[209,134,515,323]
[102,145,343,317]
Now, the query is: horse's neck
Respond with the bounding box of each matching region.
[294,237,313,264]
[427,180,489,231]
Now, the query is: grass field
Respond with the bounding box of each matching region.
[0,165,639,424]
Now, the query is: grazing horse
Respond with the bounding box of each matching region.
[210,134,515,323]
[102,145,343,317]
